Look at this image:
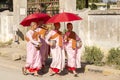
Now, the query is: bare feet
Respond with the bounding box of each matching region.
[49,68,55,76]
[22,67,27,75]
[73,70,78,77]
[33,71,40,77]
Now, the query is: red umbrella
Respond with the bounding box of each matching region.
[20,13,50,26]
[46,12,82,23]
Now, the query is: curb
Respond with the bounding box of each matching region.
[85,65,120,76]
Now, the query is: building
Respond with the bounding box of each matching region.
[0,0,76,42]
[109,0,120,10]
[0,0,27,42]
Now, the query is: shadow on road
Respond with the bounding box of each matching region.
[37,58,87,76]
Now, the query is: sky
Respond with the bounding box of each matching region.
[103,0,117,3]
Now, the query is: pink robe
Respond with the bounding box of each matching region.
[25,30,42,72]
[45,30,65,72]
[35,28,49,66]
[64,31,81,70]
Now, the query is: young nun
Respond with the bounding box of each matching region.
[22,22,42,76]
[64,23,82,77]
[45,22,65,76]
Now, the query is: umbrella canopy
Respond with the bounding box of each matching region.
[20,13,51,26]
[46,12,82,23]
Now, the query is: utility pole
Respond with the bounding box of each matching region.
[85,0,89,8]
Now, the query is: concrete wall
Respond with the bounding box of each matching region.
[0,11,13,42]
[88,14,120,48]
[13,0,27,39]
[77,9,120,49]
[59,0,76,12]
[0,0,27,42]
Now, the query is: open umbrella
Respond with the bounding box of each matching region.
[46,12,82,23]
[20,13,50,26]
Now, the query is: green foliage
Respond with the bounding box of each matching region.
[76,0,86,10]
[89,0,101,3]
[90,3,97,10]
[106,3,110,9]
[84,46,104,65]
[107,47,120,66]
[76,0,101,10]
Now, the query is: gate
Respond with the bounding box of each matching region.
[27,0,59,16]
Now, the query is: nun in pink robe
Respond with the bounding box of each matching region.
[23,22,42,76]
[35,26,49,67]
[35,21,50,67]
[45,23,65,75]
[64,23,82,77]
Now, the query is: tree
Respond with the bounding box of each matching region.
[76,0,85,9]
[90,3,97,10]
[89,0,100,3]
[76,0,101,10]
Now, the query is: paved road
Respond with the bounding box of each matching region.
[0,66,40,80]
[0,57,120,80]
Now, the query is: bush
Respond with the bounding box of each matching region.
[107,47,120,66]
[84,46,104,66]
[90,3,97,10]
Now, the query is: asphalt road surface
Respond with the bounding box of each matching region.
[0,57,120,80]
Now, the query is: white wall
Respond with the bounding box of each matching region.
[0,11,13,42]
[0,0,27,42]
[77,9,120,49]
[59,0,76,12]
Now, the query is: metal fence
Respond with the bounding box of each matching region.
[27,0,59,16]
